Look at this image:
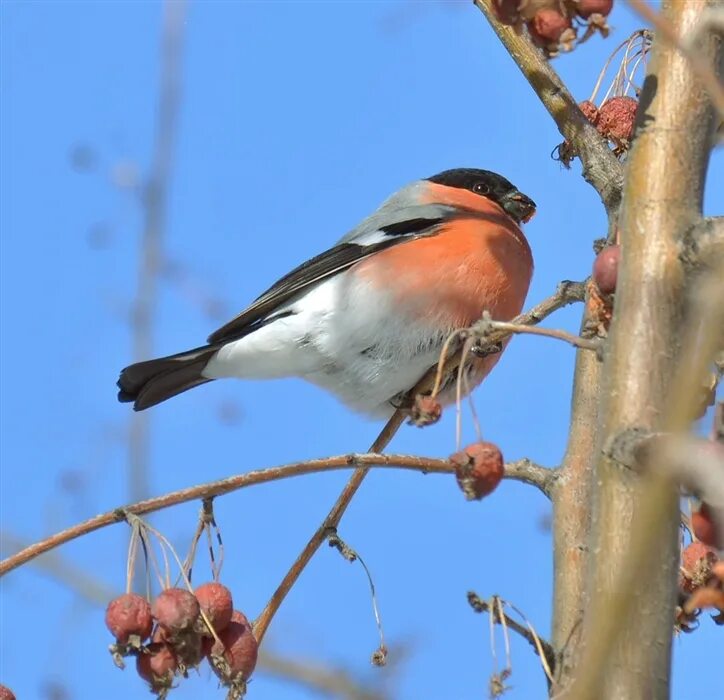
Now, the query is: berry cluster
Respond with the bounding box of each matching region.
[492,0,613,57]
[0,685,15,700]
[106,583,257,699]
[556,96,638,166]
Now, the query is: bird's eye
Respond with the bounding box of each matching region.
[473,182,491,194]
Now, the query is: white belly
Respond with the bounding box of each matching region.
[202,271,448,416]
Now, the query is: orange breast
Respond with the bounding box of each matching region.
[354,216,534,331]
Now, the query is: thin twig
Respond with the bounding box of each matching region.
[432,281,587,396]
[472,313,603,354]
[626,0,724,120]
[328,533,388,667]
[252,411,407,643]
[474,0,624,213]
[0,455,552,578]
[468,592,556,680]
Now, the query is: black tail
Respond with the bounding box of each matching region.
[117,345,220,411]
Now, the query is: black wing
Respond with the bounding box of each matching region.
[207,218,445,345]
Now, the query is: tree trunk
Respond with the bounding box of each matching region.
[553,1,723,697]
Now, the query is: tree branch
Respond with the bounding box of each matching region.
[680,216,724,269]
[474,0,624,213]
[468,592,556,682]
[0,455,549,578]
[472,313,603,355]
[571,2,723,697]
[252,414,407,643]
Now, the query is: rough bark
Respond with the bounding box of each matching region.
[566,2,722,698]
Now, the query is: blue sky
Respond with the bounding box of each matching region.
[1,1,721,699]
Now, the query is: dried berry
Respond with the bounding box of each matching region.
[0,686,16,700]
[597,96,638,147]
[528,8,576,56]
[451,442,504,500]
[680,541,718,592]
[196,582,234,635]
[152,588,200,633]
[209,610,259,683]
[492,0,523,25]
[153,621,204,670]
[105,593,153,643]
[575,0,614,18]
[692,503,721,549]
[409,394,442,427]
[579,100,599,125]
[137,643,178,691]
[592,244,621,295]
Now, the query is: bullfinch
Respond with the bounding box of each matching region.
[117,168,535,416]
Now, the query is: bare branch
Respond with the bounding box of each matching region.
[572,2,723,696]
[253,413,407,644]
[0,454,550,578]
[605,429,724,546]
[680,216,724,270]
[502,458,558,497]
[468,592,556,680]
[473,312,603,355]
[474,0,624,213]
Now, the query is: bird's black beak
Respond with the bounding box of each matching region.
[501,190,536,224]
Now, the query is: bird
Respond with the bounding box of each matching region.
[117,168,535,417]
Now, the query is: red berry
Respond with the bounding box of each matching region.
[0,686,16,700]
[597,96,638,144]
[592,244,620,295]
[575,0,614,18]
[410,394,442,427]
[579,100,599,126]
[208,610,259,683]
[152,588,200,633]
[195,582,234,635]
[529,8,572,42]
[136,643,178,688]
[692,503,721,548]
[152,620,204,669]
[680,541,718,592]
[451,442,504,500]
[105,593,153,643]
